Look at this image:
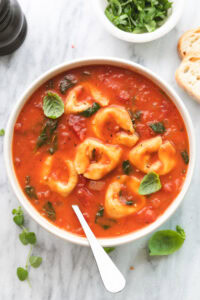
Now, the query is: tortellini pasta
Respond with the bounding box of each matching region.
[129,136,176,175]
[41,156,78,197]
[92,105,139,147]
[65,83,109,114]
[74,138,122,180]
[105,175,146,219]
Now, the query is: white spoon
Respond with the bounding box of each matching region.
[72,205,126,293]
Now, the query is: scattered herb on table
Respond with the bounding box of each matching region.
[104,247,115,254]
[0,128,5,136]
[43,92,64,119]
[80,102,101,117]
[105,0,172,34]
[43,201,56,221]
[149,122,166,133]
[139,172,162,195]
[181,150,189,165]
[122,160,132,175]
[59,74,78,94]
[148,225,186,256]
[12,207,42,284]
[36,118,58,153]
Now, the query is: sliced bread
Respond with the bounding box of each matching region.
[175,52,200,102]
[178,27,200,59]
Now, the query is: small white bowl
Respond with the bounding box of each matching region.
[4,57,195,247]
[92,0,184,43]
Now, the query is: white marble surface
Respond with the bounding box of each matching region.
[0,0,200,299]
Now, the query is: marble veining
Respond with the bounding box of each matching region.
[0,0,200,299]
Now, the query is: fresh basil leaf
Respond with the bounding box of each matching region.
[181,150,189,165]
[139,172,162,195]
[0,129,5,136]
[29,256,42,268]
[122,160,132,175]
[43,92,64,119]
[24,185,38,199]
[43,201,56,221]
[59,74,77,94]
[148,226,185,256]
[17,267,28,281]
[104,247,115,254]
[95,205,104,223]
[80,103,100,117]
[149,122,166,133]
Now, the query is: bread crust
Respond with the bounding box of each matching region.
[175,52,200,102]
[178,27,200,59]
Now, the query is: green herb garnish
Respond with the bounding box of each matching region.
[13,207,42,285]
[149,122,166,133]
[59,74,77,94]
[105,0,172,34]
[24,185,38,199]
[181,150,189,165]
[104,247,115,254]
[43,92,64,119]
[95,205,104,223]
[126,200,133,206]
[36,118,58,152]
[122,160,132,175]
[43,201,56,221]
[80,103,100,117]
[0,128,5,136]
[148,225,185,256]
[139,172,162,195]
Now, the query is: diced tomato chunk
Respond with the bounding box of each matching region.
[14,123,22,132]
[76,187,93,207]
[163,182,173,193]
[137,207,157,224]
[68,114,86,140]
[136,123,153,139]
[118,90,130,102]
[150,198,161,208]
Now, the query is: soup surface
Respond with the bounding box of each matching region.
[12,65,189,238]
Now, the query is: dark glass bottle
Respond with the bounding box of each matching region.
[0,0,27,56]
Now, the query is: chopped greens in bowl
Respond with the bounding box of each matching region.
[105,0,173,34]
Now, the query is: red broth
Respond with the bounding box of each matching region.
[12,65,189,238]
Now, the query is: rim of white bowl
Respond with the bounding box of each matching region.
[4,57,195,247]
[92,0,185,43]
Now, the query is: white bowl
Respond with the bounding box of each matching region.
[4,57,195,247]
[92,0,185,43]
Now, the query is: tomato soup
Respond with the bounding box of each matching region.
[12,65,189,238]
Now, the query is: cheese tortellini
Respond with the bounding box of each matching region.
[92,105,139,147]
[74,138,122,180]
[41,156,78,197]
[65,83,109,114]
[105,175,146,219]
[129,136,176,175]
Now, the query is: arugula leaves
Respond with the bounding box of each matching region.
[105,0,172,34]
[12,207,42,285]
[148,225,186,256]
[181,150,189,165]
[43,201,56,221]
[80,103,101,117]
[149,122,166,133]
[139,172,162,195]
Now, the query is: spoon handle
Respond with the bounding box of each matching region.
[72,205,126,293]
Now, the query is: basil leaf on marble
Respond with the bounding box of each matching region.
[43,92,64,119]
[104,247,115,254]
[148,226,186,256]
[0,129,5,136]
[12,206,24,226]
[17,267,28,281]
[139,172,161,195]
